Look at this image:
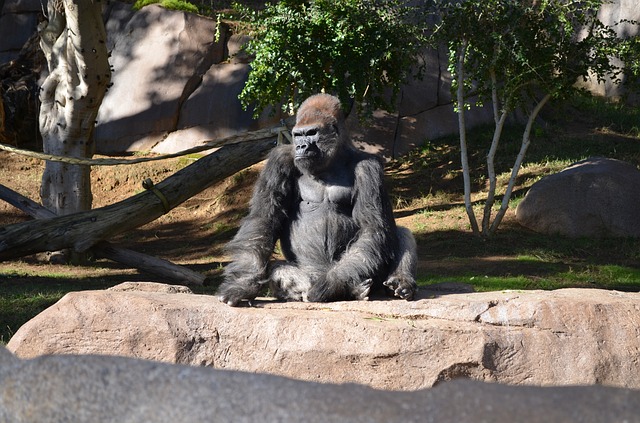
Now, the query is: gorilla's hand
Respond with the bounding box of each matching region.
[307,273,373,302]
[383,275,417,300]
[217,275,266,306]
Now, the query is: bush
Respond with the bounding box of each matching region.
[133,0,199,14]
[236,0,426,118]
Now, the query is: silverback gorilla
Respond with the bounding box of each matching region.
[217,94,417,306]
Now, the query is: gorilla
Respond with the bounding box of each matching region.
[217,94,417,306]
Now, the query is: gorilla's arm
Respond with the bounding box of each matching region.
[218,146,297,305]
[307,155,397,301]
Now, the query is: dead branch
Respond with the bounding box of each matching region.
[0,138,275,260]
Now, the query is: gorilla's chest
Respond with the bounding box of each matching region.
[297,173,354,213]
[285,172,358,262]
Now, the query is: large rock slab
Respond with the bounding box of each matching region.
[1,346,639,423]
[8,284,640,390]
[95,3,225,152]
[516,157,640,237]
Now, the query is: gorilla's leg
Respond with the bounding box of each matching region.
[271,262,372,302]
[383,226,418,299]
[269,262,313,301]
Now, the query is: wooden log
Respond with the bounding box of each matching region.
[0,184,206,285]
[0,138,276,260]
[92,242,206,285]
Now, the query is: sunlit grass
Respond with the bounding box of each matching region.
[418,262,640,293]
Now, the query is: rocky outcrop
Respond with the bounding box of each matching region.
[8,283,640,390]
[95,2,283,154]
[1,345,639,423]
[0,0,40,64]
[515,157,640,237]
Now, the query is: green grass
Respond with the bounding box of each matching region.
[419,262,640,292]
[0,272,113,344]
[0,267,220,344]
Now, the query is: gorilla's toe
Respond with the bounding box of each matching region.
[384,276,417,300]
[352,278,373,301]
[217,282,262,307]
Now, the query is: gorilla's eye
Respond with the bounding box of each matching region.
[306,128,317,137]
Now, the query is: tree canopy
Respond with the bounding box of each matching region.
[236,0,426,118]
[429,0,638,236]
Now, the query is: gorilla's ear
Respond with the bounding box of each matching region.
[333,124,340,135]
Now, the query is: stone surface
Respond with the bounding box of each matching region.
[586,0,640,101]
[95,3,226,152]
[516,157,640,237]
[0,13,38,62]
[2,346,639,423]
[107,281,193,294]
[8,284,640,390]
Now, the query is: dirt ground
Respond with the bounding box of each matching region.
[0,146,503,286]
[0,149,262,283]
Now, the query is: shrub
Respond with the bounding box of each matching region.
[133,0,199,14]
[236,0,426,118]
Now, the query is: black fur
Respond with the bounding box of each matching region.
[217,94,417,306]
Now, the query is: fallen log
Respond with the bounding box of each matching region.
[0,138,276,260]
[0,184,206,285]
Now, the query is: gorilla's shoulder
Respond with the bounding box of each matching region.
[267,144,295,164]
[352,149,385,175]
[260,144,299,184]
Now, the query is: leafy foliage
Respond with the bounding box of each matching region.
[428,0,638,237]
[236,0,426,118]
[431,0,631,108]
[133,0,199,14]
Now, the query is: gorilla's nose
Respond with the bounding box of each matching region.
[295,141,318,158]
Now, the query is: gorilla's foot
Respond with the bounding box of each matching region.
[217,280,263,307]
[351,278,373,301]
[383,276,417,300]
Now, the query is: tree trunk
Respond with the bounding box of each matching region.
[481,109,508,235]
[0,138,276,260]
[455,41,479,235]
[39,0,110,216]
[488,93,552,235]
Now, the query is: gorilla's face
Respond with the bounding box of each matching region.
[292,122,341,175]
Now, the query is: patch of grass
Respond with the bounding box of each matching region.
[0,270,115,344]
[419,261,640,292]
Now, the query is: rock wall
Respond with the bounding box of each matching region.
[2,1,638,158]
[0,0,40,65]
[8,283,640,391]
[2,345,639,423]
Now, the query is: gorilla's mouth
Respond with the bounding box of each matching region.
[294,150,321,160]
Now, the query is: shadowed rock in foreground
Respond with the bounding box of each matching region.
[1,346,639,423]
[8,283,640,390]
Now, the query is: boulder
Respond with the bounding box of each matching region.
[94,2,284,154]
[516,157,640,237]
[1,346,639,423]
[0,12,38,63]
[8,283,640,390]
[95,3,227,152]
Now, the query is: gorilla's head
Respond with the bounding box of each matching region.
[292,94,350,175]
